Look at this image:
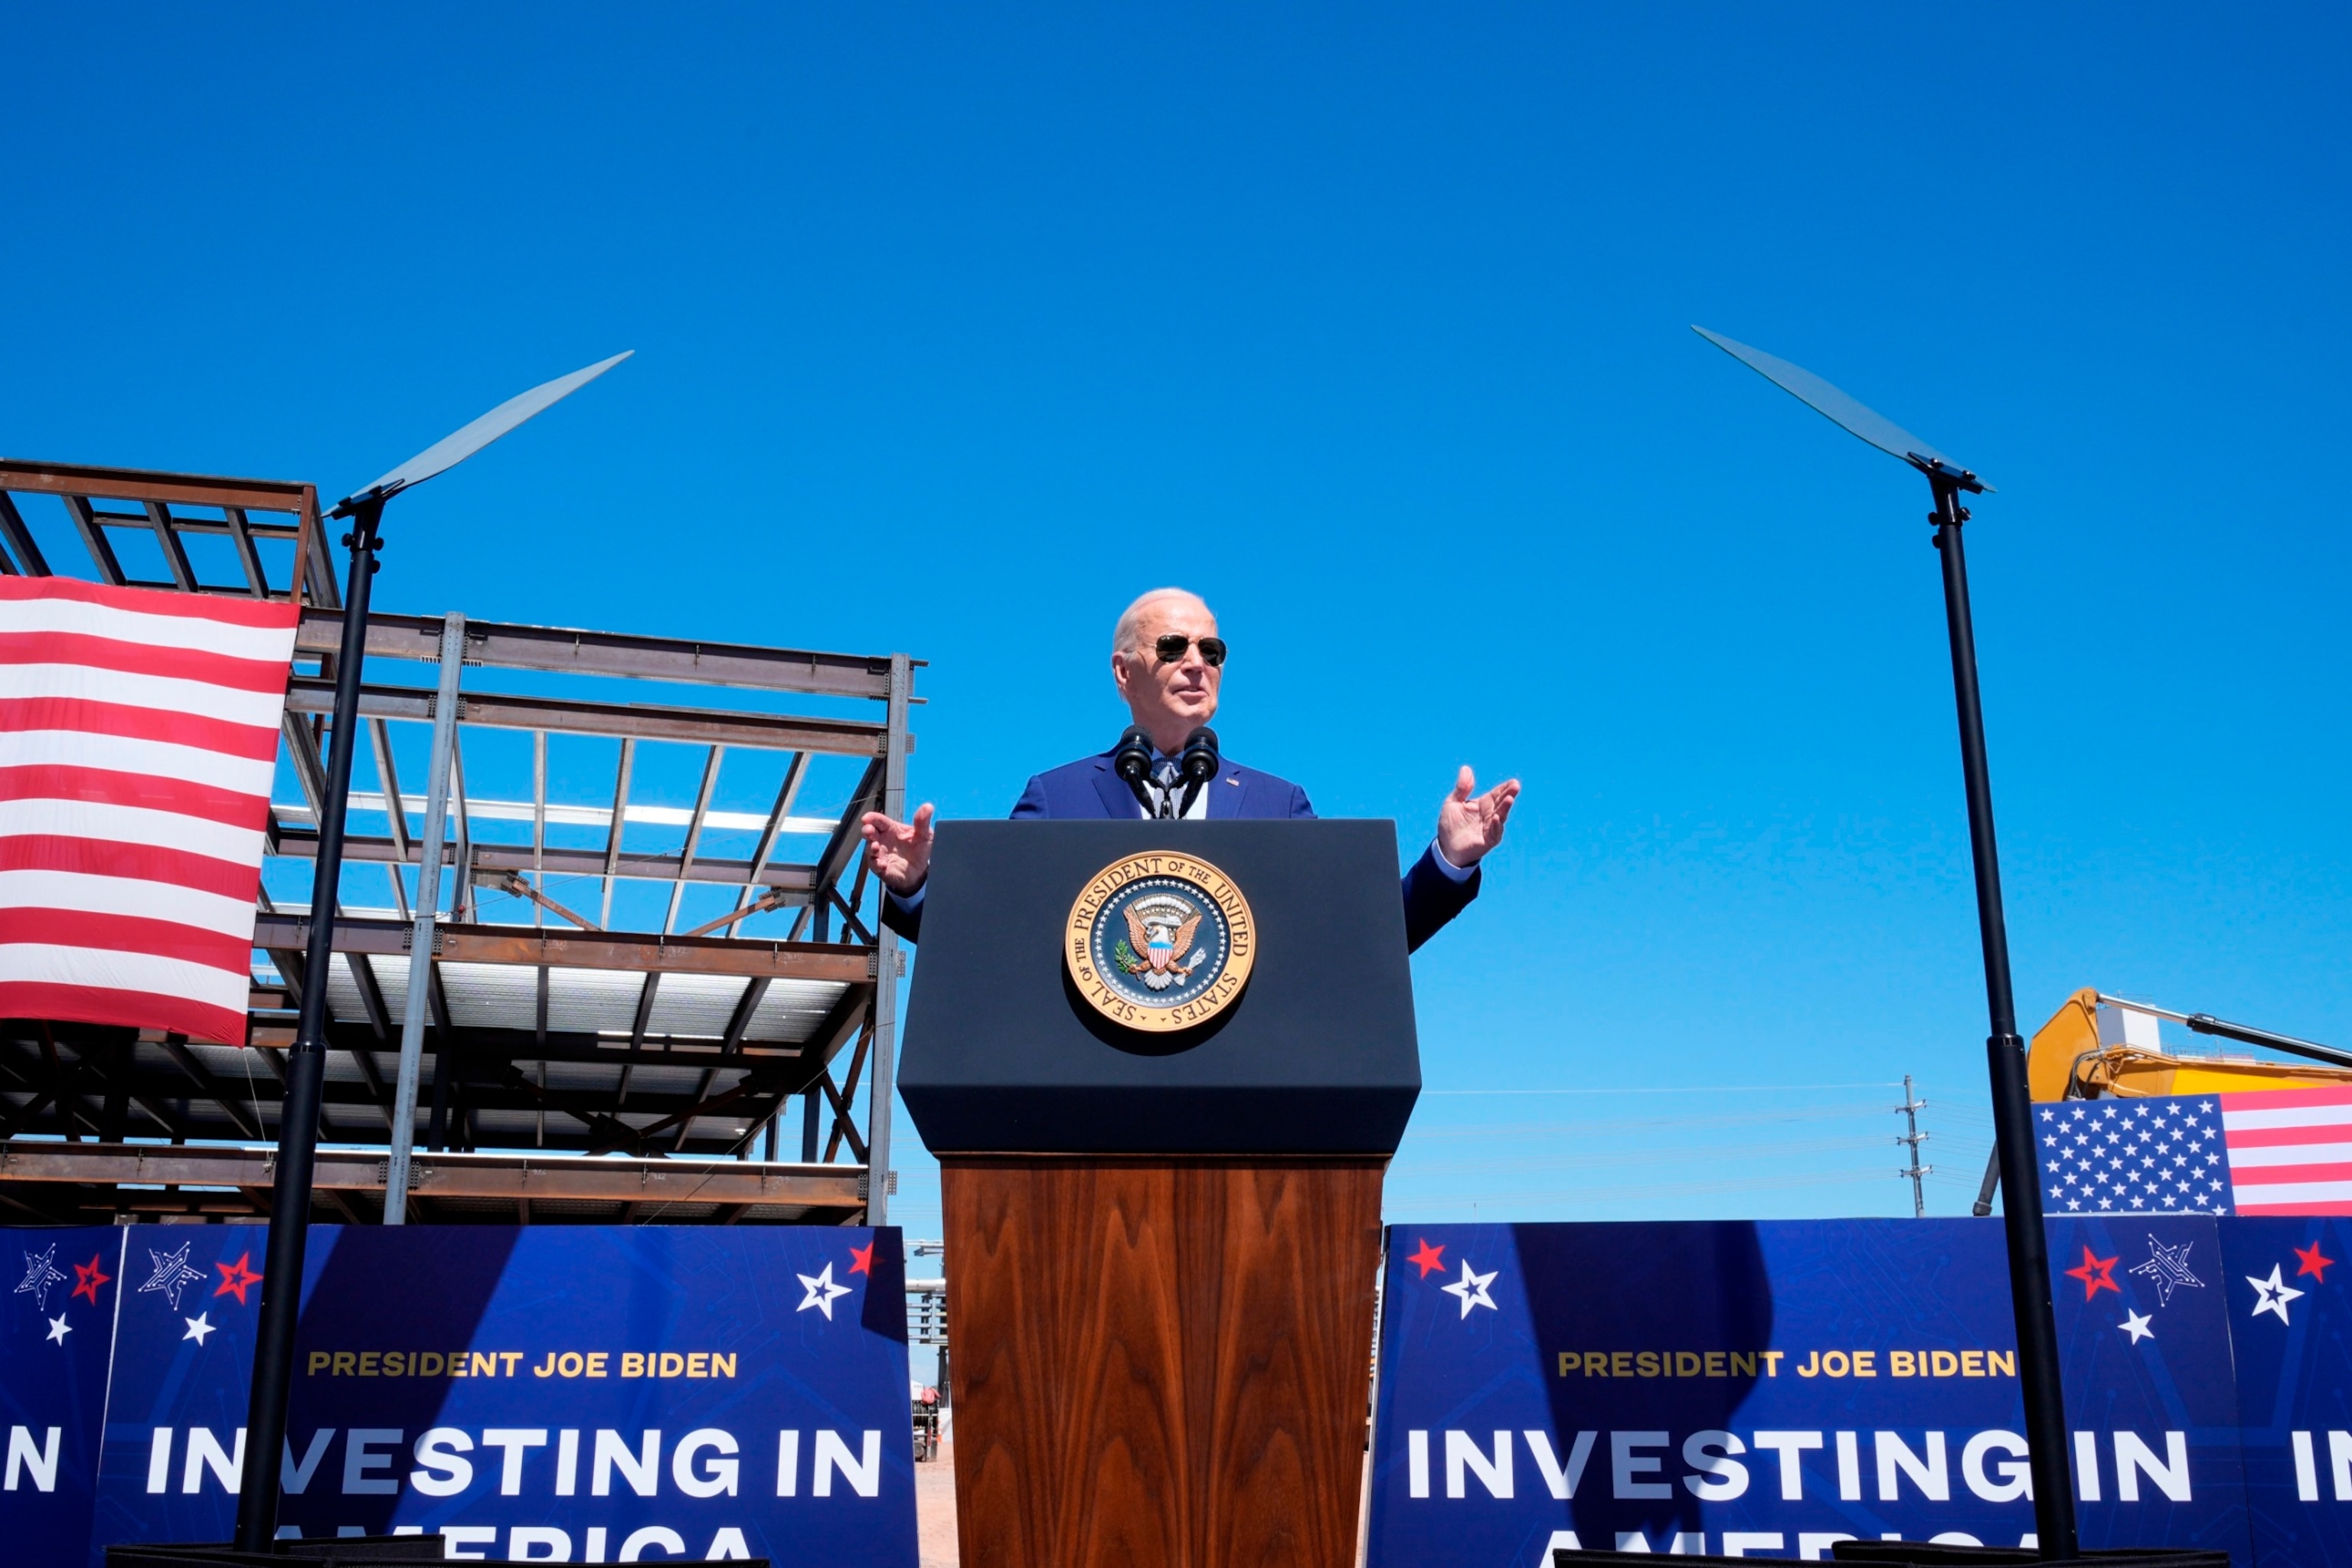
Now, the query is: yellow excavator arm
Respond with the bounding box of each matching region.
[2027,987,2352,1101]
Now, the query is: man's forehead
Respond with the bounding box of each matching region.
[1133,595,1216,632]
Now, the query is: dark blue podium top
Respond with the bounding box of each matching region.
[897,818,1423,1155]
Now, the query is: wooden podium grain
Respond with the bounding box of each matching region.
[942,1155,1387,1568]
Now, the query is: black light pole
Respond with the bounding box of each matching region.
[232,495,378,1549]
[1929,469,2077,1556]
[1695,328,2079,1559]
[230,351,631,1550]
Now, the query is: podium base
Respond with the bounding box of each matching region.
[942,1155,1387,1568]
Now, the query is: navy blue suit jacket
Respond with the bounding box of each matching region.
[882,748,1481,951]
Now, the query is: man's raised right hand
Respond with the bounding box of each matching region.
[859,803,935,895]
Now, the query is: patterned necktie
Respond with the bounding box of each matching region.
[1152,759,1181,819]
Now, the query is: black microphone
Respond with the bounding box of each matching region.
[1176,726,1219,816]
[1178,726,1220,786]
[1114,726,1155,784]
[1112,726,1157,814]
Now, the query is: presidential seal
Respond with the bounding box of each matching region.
[1065,852,1256,1033]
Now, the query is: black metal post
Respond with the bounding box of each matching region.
[233,501,381,1549]
[1931,479,2078,1560]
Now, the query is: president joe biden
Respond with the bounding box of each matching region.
[861,587,1519,949]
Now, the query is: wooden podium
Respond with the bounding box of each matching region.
[900,821,1423,1568]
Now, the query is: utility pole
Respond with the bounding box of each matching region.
[1895,1074,1932,1218]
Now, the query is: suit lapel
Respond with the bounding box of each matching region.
[1207,759,1247,819]
[1090,757,1142,819]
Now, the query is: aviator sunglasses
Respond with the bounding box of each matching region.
[1152,634,1227,667]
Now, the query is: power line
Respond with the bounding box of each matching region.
[1422,1082,1903,1096]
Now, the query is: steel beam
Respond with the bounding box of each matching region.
[0,1142,867,1211]
[250,912,877,984]
[0,492,52,574]
[270,827,826,893]
[142,501,199,591]
[283,678,893,756]
[386,615,465,1223]
[296,608,916,700]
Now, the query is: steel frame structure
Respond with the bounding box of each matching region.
[0,459,916,1227]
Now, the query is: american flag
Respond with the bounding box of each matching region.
[2037,1084,2352,1217]
[0,577,296,1044]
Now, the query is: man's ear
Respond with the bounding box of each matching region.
[1110,650,1133,696]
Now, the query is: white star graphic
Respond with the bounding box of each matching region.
[1440,1259,1498,1320]
[16,1245,67,1312]
[182,1312,215,1346]
[139,1242,206,1312]
[795,1263,853,1321]
[2119,1311,2154,1344]
[2247,1265,2305,1325]
[46,1314,71,1345]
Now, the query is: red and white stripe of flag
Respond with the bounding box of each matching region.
[2223,1083,2352,1214]
[0,577,297,1044]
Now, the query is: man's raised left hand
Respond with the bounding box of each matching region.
[1436,765,1520,868]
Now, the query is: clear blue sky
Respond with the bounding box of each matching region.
[5,6,2346,1233]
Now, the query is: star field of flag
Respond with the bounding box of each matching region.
[2039,1086,2352,1217]
[2039,1097,2233,1215]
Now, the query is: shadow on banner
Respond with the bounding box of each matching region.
[2,1223,916,1568]
[1367,1220,2256,1566]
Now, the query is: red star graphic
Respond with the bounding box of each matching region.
[71,1253,111,1306]
[848,1241,874,1276]
[2063,1246,2120,1300]
[2294,1240,2334,1282]
[213,1252,263,1306]
[1405,1239,1447,1279]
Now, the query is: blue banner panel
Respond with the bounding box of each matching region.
[2,1230,122,1568]
[1365,1220,2252,1566]
[35,1223,918,1568]
[2215,1217,2352,1567]
[2046,1217,2250,1562]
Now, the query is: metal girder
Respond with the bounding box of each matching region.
[345,1045,396,1131]
[342,949,393,1040]
[250,911,877,984]
[818,1065,869,1165]
[156,1037,265,1140]
[794,756,885,942]
[62,495,126,585]
[271,826,828,893]
[724,991,867,1157]
[296,1021,805,1068]
[301,511,341,609]
[629,974,662,1050]
[283,678,893,756]
[95,1066,777,1145]
[0,1142,867,1213]
[0,459,314,516]
[663,746,724,934]
[221,505,270,596]
[721,977,771,1050]
[600,738,635,929]
[489,871,600,930]
[280,711,331,822]
[740,752,808,908]
[0,492,51,574]
[142,501,199,591]
[296,609,918,701]
[369,719,410,861]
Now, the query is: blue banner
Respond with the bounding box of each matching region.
[3,1224,918,1567]
[1365,1219,2256,1565]
[2215,1217,2352,1567]
[3,1228,118,1568]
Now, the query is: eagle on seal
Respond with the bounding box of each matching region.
[1122,893,1205,991]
